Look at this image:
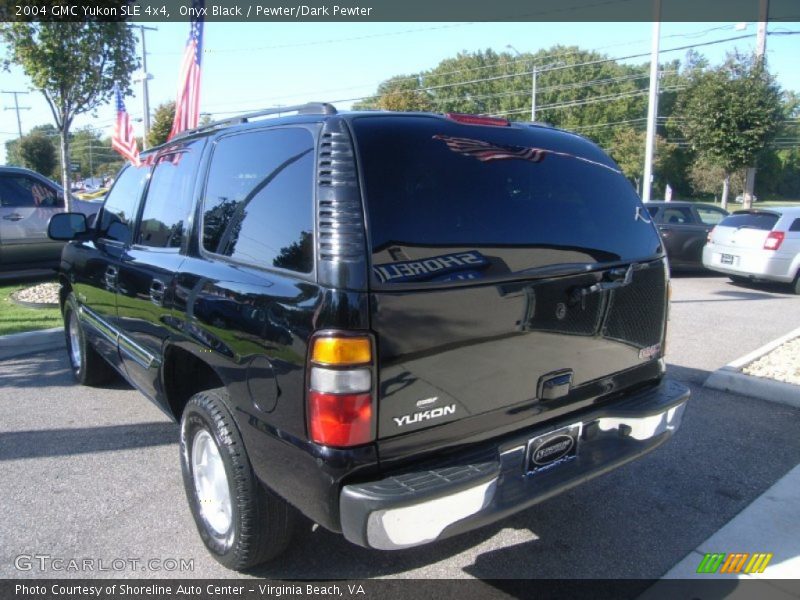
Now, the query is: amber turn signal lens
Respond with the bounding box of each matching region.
[311,336,372,366]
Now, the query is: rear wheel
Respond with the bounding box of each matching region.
[180,387,294,570]
[729,275,750,285]
[792,272,800,295]
[63,293,115,386]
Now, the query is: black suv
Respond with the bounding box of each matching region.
[49,104,689,570]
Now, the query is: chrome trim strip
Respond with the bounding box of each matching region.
[78,305,159,370]
[78,305,117,346]
[118,334,160,370]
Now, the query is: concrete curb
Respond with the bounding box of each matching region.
[0,327,64,361]
[704,325,800,409]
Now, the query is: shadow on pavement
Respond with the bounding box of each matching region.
[0,422,178,460]
[0,350,129,391]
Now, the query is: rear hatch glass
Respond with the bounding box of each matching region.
[712,211,780,250]
[350,116,668,446]
[351,115,662,287]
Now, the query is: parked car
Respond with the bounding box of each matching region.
[703,207,800,294]
[49,105,689,570]
[644,201,728,270]
[0,166,101,271]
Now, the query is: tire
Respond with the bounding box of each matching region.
[180,387,294,570]
[792,272,800,295]
[63,293,115,386]
[729,275,750,285]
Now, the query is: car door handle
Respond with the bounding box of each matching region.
[3,213,23,221]
[150,280,166,306]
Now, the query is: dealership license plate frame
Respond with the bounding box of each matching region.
[526,422,582,475]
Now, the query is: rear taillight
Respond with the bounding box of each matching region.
[445,112,510,127]
[307,334,374,447]
[764,231,785,250]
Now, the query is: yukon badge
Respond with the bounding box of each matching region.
[393,404,456,428]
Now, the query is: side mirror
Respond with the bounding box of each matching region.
[48,212,89,241]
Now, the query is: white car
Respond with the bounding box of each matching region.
[703,206,800,294]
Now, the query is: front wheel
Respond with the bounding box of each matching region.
[63,293,115,386]
[180,387,294,570]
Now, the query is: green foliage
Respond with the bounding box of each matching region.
[676,51,784,174]
[17,132,57,176]
[689,157,745,198]
[354,75,432,112]
[147,101,176,148]
[4,138,21,166]
[0,20,139,207]
[608,128,677,193]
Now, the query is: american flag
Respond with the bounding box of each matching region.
[168,0,204,140]
[433,134,622,173]
[433,135,547,164]
[111,85,141,166]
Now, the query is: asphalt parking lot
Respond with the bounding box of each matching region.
[0,274,798,581]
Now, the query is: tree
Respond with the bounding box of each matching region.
[4,138,21,166]
[608,128,677,195]
[688,157,745,200]
[0,21,138,210]
[17,132,57,176]
[354,75,432,112]
[147,101,176,148]
[676,51,783,209]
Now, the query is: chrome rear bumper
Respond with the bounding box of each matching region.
[340,379,689,550]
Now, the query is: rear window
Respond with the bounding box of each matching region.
[719,212,779,231]
[352,116,661,285]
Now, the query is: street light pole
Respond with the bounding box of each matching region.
[135,25,158,149]
[641,0,662,203]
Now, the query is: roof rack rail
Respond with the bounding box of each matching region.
[172,102,337,140]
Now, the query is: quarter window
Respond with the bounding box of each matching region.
[789,218,800,232]
[98,164,149,244]
[202,128,315,274]
[695,206,727,225]
[136,140,204,248]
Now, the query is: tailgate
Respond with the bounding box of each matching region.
[350,114,666,445]
[371,259,667,439]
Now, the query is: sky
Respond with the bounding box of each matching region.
[1,20,798,165]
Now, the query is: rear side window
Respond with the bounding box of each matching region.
[352,116,662,285]
[695,206,727,225]
[135,139,204,249]
[0,175,61,208]
[661,207,693,224]
[98,164,150,244]
[719,212,779,231]
[202,128,315,274]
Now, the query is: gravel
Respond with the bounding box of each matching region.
[742,337,800,386]
[12,282,60,306]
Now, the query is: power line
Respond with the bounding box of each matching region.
[202,32,755,116]
[197,24,748,110]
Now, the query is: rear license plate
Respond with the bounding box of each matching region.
[720,253,736,265]
[527,423,581,474]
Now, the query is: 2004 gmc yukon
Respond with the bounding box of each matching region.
[49,104,689,570]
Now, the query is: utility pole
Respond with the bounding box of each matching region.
[744,0,769,209]
[134,25,157,149]
[2,90,31,138]
[641,0,662,203]
[531,64,538,121]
